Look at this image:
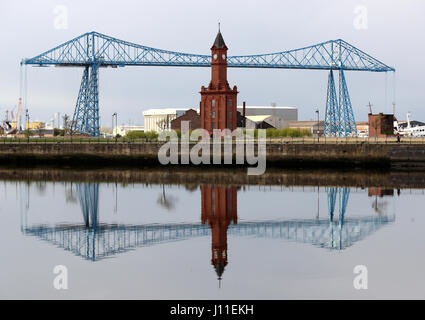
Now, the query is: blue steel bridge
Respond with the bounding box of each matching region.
[21,184,395,262]
[21,31,395,137]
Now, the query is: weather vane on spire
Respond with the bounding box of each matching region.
[218,22,220,32]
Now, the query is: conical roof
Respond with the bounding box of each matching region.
[212,31,227,49]
[214,261,226,278]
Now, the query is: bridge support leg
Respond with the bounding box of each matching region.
[71,64,100,136]
[338,70,357,137]
[327,187,337,247]
[338,187,350,249]
[324,70,340,137]
[338,187,350,225]
[328,187,351,249]
[327,187,337,222]
[77,183,99,229]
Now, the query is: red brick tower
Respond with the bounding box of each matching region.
[200,29,238,134]
[201,185,238,283]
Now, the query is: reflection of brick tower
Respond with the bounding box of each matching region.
[201,185,237,284]
[200,28,238,134]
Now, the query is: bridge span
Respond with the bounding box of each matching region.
[18,182,395,281]
[23,215,393,262]
[21,31,395,137]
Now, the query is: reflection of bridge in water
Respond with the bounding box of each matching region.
[21,183,394,280]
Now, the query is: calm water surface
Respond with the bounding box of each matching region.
[1,173,424,299]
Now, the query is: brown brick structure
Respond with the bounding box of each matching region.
[170,109,201,131]
[200,30,238,134]
[368,188,394,197]
[368,113,395,138]
[201,185,237,281]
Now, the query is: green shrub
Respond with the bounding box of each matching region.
[54,128,65,136]
[264,128,312,138]
[144,130,159,141]
[126,130,145,139]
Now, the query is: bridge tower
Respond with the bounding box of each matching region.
[200,29,238,134]
[77,183,99,228]
[77,182,100,260]
[327,187,351,249]
[201,185,237,283]
[324,69,357,137]
[71,33,101,136]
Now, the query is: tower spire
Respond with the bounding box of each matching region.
[212,28,227,49]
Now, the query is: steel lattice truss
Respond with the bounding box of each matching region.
[21,183,395,261]
[324,69,359,137]
[23,32,394,71]
[22,215,393,261]
[22,31,395,136]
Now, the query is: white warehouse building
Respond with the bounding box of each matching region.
[143,108,189,132]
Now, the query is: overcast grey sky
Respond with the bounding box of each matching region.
[0,0,424,127]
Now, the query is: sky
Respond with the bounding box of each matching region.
[0,0,424,127]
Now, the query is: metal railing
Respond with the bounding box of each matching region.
[1,135,425,144]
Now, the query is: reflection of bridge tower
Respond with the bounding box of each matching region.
[77,183,99,228]
[327,187,350,249]
[77,183,99,261]
[19,182,30,232]
[22,184,394,262]
[201,185,237,283]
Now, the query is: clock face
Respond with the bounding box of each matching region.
[213,54,218,60]
[222,54,226,60]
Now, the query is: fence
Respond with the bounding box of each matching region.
[1,135,425,145]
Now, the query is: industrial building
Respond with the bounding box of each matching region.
[237,105,298,130]
[245,115,284,129]
[368,113,395,138]
[143,108,189,132]
[286,120,324,136]
[160,105,299,132]
[237,105,298,120]
[171,109,246,131]
[170,109,201,131]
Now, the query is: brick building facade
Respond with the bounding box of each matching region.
[200,30,238,134]
[170,109,201,131]
[201,185,237,282]
[368,113,395,138]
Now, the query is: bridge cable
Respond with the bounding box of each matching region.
[19,64,23,130]
[392,71,397,116]
[24,65,28,118]
[384,72,388,114]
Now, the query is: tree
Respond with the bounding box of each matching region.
[62,114,71,134]
[156,115,171,131]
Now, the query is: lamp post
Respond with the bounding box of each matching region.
[25,109,29,142]
[112,112,118,142]
[112,112,117,136]
[315,108,319,143]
